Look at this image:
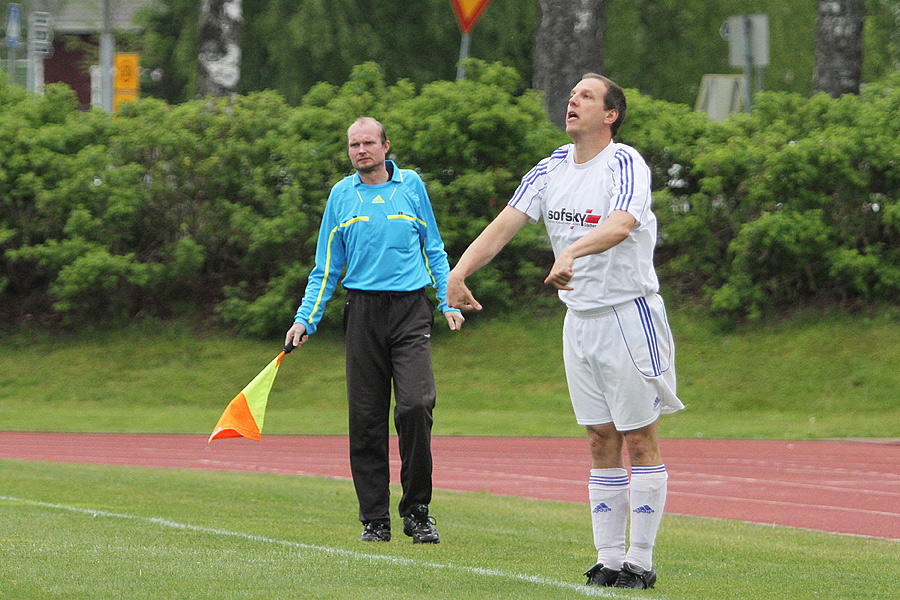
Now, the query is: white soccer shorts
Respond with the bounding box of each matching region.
[563,294,684,431]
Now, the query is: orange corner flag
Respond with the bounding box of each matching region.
[208,348,289,443]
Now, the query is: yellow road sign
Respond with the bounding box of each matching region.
[113,89,139,112]
[114,53,140,91]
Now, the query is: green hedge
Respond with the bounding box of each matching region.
[0,62,565,335]
[641,77,900,320]
[2,63,900,334]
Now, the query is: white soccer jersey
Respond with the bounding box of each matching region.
[509,142,660,310]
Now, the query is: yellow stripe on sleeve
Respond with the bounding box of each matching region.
[307,216,369,324]
[421,241,437,286]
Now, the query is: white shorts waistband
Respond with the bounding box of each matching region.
[566,297,647,320]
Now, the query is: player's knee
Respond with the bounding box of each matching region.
[623,431,661,464]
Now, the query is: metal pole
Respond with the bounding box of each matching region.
[34,52,43,94]
[26,12,34,92]
[6,46,14,86]
[100,0,114,111]
[742,16,753,112]
[456,32,471,80]
[26,34,33,91]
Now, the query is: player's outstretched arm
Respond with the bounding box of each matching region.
[448,206,529,311]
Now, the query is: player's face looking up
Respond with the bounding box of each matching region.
[566,78,617,139]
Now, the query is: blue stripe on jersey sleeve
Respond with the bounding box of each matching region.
[613,148,635,212]
[509,146,569,214]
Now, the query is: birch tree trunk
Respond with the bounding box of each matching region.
[813,0,865,97]
[534,0,607,129]
[197,0,243,97]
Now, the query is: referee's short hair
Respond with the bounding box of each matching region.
[348,117,388,144]
[581,73,627,137]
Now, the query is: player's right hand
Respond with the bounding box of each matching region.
[447,273,482,311]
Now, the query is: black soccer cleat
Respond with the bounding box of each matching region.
[402,504,440,543]
[614,561,657,589]
[584,563,620,587]
[359,521,391,542]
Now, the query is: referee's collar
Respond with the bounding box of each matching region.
[352,160,403,186]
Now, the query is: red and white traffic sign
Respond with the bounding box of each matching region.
[449,0,493,34]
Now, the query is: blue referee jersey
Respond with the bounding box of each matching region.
[294,161,456,335]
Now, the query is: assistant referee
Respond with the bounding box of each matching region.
[285,117,464,544]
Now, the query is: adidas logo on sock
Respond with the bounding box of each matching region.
[592,503,612,513]
[633,505,655,514]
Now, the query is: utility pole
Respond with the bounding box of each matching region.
[100,0,114,111]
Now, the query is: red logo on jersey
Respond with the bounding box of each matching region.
[547,207,602,228]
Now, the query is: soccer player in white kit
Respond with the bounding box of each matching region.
[447,74,683,589]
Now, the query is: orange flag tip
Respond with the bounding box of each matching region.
[208,426,261,443]
[209,348,288,443]
[208,392,262,443]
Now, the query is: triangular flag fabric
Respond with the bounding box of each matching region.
[208,349,287,443]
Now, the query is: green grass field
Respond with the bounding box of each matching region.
[1,308,898,599]
[1,307,898,439]
[2,460,897,600]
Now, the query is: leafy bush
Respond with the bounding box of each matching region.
[3,65,900,333]
[1,62,564,334]
[651,73,900,319]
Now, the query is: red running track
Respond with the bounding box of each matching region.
[1,432,898,541]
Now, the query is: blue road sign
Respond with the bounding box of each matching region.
[6,3,22,50]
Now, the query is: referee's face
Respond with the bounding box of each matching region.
[348,122,390,175]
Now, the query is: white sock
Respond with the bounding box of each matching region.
[588,468,629,570]
[625,464,668,570]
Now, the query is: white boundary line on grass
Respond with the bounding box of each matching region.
[1,495,666,599]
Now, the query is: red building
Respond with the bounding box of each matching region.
[12,1,154,109]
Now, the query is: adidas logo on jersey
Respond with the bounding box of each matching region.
[372,195,385,204]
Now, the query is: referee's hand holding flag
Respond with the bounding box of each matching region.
[285,323,310,350]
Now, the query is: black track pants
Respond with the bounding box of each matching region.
[343,288,436,524]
